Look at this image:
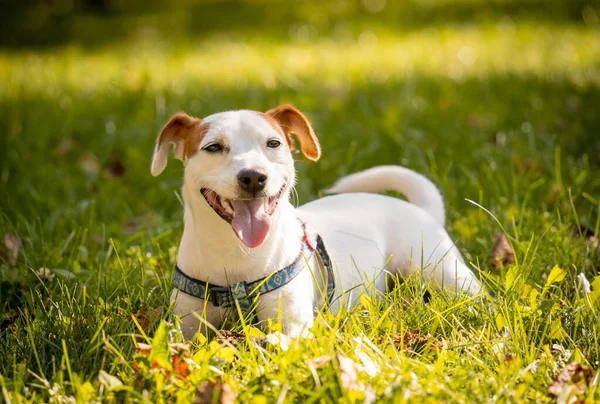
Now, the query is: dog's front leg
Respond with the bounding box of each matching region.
[256,271,316,338]
[171,290,228,340]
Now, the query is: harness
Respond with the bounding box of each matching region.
[172,225,334,311]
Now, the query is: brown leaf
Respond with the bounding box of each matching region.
[172,354,191,379]
[216,330,246,346]
[548,361,594,398]
[170,344,191,380]
[337,354,363,391]
[491,232,515,269]
[1,233,21,266]
[105,153,126,178]
[389,330,443,353]
[136,342,152,356]
[504,352,516,365]
[134,342,152,376]
[1,309,18,335]
[135,306,163,335]
[573,224,596,239]
[467,113,485,130]
[512,156,545,175]
[196,377,235,404]
[52,138,76,157]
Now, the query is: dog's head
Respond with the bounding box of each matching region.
[151,104,320,248]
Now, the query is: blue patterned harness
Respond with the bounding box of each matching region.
[172,226,334,311]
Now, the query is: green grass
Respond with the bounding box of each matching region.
[1,0,600,402]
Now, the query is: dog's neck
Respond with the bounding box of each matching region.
[176,186,303,285]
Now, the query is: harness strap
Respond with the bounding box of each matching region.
[316,234,335,306]
[173,251,307,309]
[172,224,335,309]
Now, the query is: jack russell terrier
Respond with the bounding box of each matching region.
[151,104,483,339]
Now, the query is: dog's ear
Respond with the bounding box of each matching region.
[151,112,205,176]
[265,104,321,161]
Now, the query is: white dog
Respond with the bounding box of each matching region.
[151,104,483,339]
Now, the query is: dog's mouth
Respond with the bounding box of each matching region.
[201,186,285,248]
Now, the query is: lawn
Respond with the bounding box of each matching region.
[1,0,599,402]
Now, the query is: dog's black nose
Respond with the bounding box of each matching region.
[237,169,267,194]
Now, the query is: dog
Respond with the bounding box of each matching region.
[151,104,483,339]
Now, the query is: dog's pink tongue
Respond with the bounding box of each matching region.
[231,199,271,248]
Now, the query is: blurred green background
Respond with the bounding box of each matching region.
[1,0,599,277]
[1,0,600,381]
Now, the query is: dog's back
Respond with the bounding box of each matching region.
[297,165,482,300]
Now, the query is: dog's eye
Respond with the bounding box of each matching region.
[203,143,223,153]
[266,139,281,149]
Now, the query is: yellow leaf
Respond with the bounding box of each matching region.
[209,341,221,354]
[194,332,208,346]
[98,370,123,390]
[543,265,566,295]
[78,381,96,401]
[360,294,375,311]
[550,319,564,339]
[209,341,236,362]
[149,322,172,371]
[214,347,236,362]
[253,395,268,404]
[495,313,508,330]
[245,326,264,338]
[192,348,208,364]
[505,266,519,289]
[529,289,540,313]
[589,275,600,306]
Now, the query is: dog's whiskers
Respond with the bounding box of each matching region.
[290,185,300,208]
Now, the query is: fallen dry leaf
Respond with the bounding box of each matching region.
[52,138,76,157]
[263,332,291,351]
[172,353,191,379]
[216,330,246,346]
[389,330,443,353]
[512,156,545,175]
[337,354,363,391]
[170,343,191,380]
[105,153,126,178]
[133,342,152,376]
[504,352,516,366]
[1,309,18,336]
[134,306,163,336]
[467,113,485,130]
[573,223,596,239]
[491,232,515,269]
[1,233,21,266]
[548,361,594,399]
[136,342,152,356]
[577,273,592,294]
[196,377,235,404]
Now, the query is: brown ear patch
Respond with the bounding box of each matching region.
[264,104,321,161]
[258,112,292,147]
[151,112,208,176]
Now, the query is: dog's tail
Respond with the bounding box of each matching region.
[325,165,446,225]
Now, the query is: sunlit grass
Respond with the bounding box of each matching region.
[1,23,598,97]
